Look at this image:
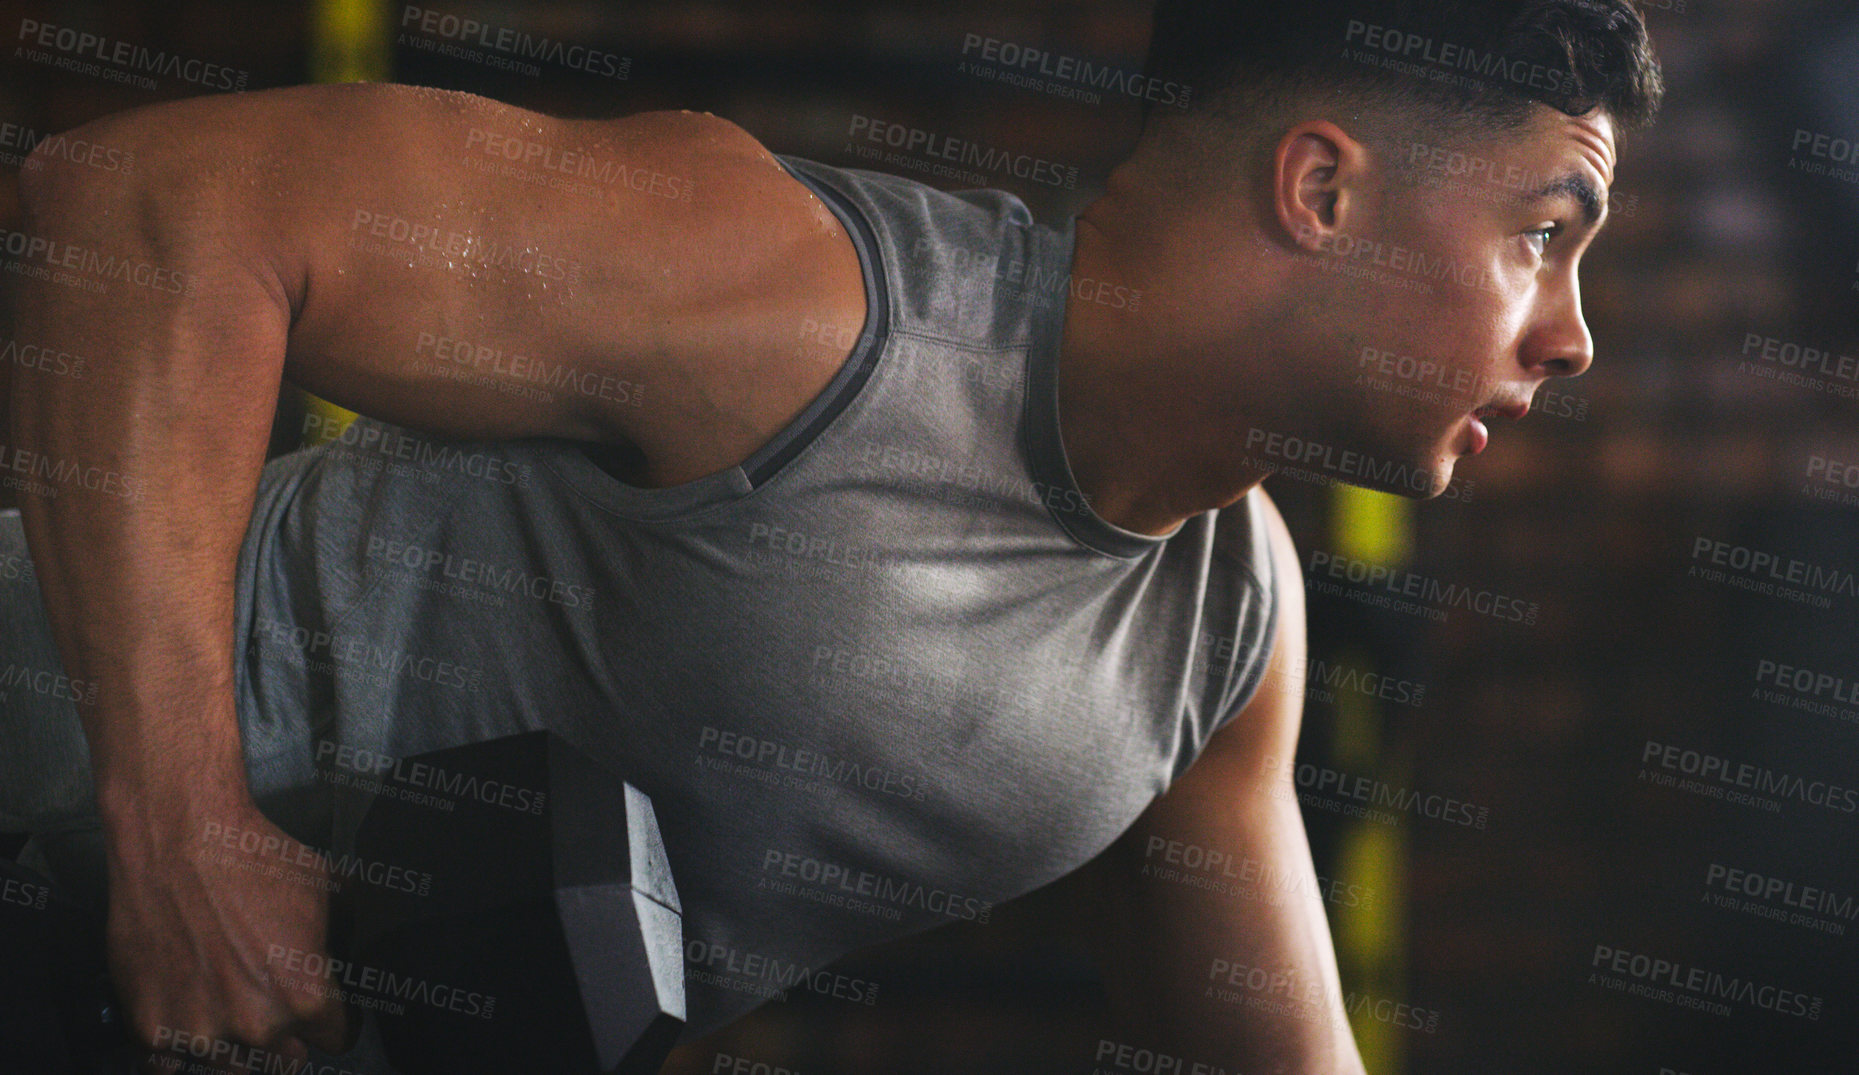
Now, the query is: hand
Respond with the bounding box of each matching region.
[102,795,357,1073]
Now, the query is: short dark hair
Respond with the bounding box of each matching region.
[1142,0,1663,134]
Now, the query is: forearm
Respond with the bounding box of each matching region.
[1091,788,1366,1074]
[13,128,291,832]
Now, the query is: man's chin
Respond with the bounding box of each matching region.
[1347,452,1453,500]
[1419,456,1456,499]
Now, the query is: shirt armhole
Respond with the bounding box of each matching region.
[735,159,893,488]
[1213,499,1282,734]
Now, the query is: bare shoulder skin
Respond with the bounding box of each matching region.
[26,82,867,477]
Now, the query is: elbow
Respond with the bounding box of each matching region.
[16,113,266,305]
[18,112,144,218]
[17,117,160,272]
[19,101,234,236]
[17,131,77,226]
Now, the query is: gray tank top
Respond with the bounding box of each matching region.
[227,155,1280,1037]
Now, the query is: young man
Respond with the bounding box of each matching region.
[1,1,1660,1071]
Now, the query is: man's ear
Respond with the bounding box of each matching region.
[1273,120,1369,252]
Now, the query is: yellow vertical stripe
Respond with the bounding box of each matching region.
[1327,483,1415,1075]
[1340,816,1409,1074]
[1333,484,1412,566]
[299,0,393,443]
[310,0,393,85]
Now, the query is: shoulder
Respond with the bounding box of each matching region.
[32,84,774,180]
[1211,485,1301,616]
[25,86,859,320]
[29,83,845,263]
[775,157,1054,343]
[1252,487,1303,622]
[1194,487,1305,765]
[1240,486,1304,695]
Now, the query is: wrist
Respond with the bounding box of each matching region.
[85,686,251,827]
[96,760,254,852]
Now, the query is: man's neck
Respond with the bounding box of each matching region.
[1054,209,1274,538]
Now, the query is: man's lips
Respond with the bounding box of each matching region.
[1476,399,1532,422]
[1465,398,1530,455]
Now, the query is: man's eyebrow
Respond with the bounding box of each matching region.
[1529,172,1606,227]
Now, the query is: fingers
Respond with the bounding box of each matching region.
[137,1030,301,1075]
[107,805,359,1069]
[294,993,365,1057]
[130,1000,359,1075]
[138,1024,357,1075]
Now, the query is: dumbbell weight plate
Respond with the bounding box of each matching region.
[347,732,684,1075]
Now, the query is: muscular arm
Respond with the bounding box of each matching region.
[10,82,863,1055]
[1070,492,1368,1074]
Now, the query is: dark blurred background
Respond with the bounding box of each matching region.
[3,2,1856,1073]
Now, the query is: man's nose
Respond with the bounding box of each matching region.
[1524,273,1594,378]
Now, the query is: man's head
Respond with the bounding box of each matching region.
[1085,1,1662,503]
[1140,0,1662,143]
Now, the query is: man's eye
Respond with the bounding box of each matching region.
[1527,224,1562,256]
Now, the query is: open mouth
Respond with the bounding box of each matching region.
[1476,399,1532,422]
[1465,397,1532,455]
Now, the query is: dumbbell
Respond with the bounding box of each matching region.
[345,731,685,1075]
